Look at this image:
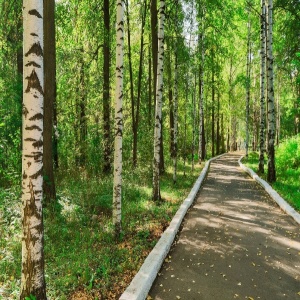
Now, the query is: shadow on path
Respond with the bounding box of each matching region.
[149,153,300,300]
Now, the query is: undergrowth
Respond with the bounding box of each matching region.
[243,135,300,212]
[0,159,202,299]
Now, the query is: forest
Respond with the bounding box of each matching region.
[0,0,300,299]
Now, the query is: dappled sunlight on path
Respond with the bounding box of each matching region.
[149,153,300,300]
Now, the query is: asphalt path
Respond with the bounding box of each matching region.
[149,153,300,300]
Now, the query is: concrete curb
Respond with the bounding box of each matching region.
[119,154,225,300]
[238,156,300,225]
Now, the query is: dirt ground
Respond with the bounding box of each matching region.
[149,153,300,300]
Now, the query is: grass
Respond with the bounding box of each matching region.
[0,159,203,300]
[242,135,300,212]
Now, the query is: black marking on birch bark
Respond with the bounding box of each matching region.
[29,113,43,121]
[23,172,28,179]
[25,61,41,68]
[25,42,43,57]
[25,152,43,161]
[33,139,43,149]
[30,167,43,179]
[25,125,42,131]
[25,138,37,142]
[22,105,29,118]
[27,162,32,168]
[31,32,38,37]
[28,9,42,18]
[34,94,39,99]
[25,70,44,95]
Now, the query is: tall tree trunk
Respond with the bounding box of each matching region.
[245,16,251,158]
[133,0,147,167]
[113,0,125,236]
[103,0,111,174]
[21,1,47,298]
[216,91,220,155]
[148,41,152,126]
[173,53,178,183]
[168,52,174,158]
[266,0,276,183]
[151,0,158,106]
[125,0,135,166]
[198,33,205,163]
[276,82,280,146]
[152,0,165,201]
[79,54,87,167]
[43,0,56,203]
[211,65,215,157]
[192,74,196,170]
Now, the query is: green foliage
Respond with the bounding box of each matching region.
[244,135,300,211]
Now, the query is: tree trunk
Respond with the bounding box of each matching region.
[113,0,125,236]
[216,91,220,155]
[211,65,215,157]
[21,1,47,298]
[173,53,178,183]
[168,52,174,158]
[245,17,251,158]
[125,0,136,167]
[133,0,147,167]
[151,0,158,106]
[198,32,205,163]
[152,0,165,201]
[192,74,196,171]
[43,0,56,203]
[79,55,87,167]
[266,0,276,183]
[103,0,111,174]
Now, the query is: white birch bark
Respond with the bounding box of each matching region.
[259,0,266,173]
[173,53,178,184]
[152,0,165,200]
[21,1,46,299]
[113,0,124,235]
[266,0,276,182]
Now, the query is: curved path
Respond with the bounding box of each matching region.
[149,153,300,300]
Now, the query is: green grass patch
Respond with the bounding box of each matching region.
[242,136,300,212]
[0,159,203,299]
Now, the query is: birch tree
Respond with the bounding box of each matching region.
[266,0,276,182]
[113,0,124,236]
[152,0,165,201]
[21,1,46,298]
[258,0,266,173]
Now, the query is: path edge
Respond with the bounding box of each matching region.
[119,154,225,300]
[238,156,300,225]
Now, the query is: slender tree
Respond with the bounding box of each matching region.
[258,0,266,173]
[266,0,276,182]
[21,1,47,298]
[43,0,56,203]
[113,0,125,236]
[173,52,178,184]
[152,0,165,201]
[198,32,205,163]
[103,0,111,174]
[245,16,251,158]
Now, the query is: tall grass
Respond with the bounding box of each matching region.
[243,135,300,211]
[0,159,202,300]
